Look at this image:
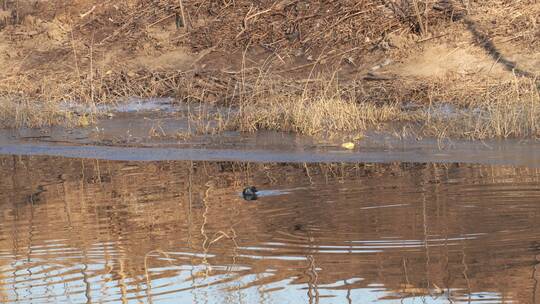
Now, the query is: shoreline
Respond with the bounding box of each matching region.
[1,1,538,139]
[2,121,540,167]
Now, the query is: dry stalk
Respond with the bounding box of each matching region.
[411,0,426,35]
[178,0,188,31]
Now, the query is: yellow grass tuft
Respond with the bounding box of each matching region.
[0,98,92,128]
[232,96,405,136]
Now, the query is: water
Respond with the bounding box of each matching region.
[1,156,540,303]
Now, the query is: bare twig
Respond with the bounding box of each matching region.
[178,0,188,31]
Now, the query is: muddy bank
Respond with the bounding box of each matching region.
[0,0,539,139]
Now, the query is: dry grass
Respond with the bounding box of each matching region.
[0,0,538,141]
[0,97,99,128]
[469,1,540,52]
[0,0,463,105]
[0,70,187,105]
[228,76,540,140]
[185,102,234,135]
[232,96,405,136]
[1,74,538,141]
[423,77,540,139]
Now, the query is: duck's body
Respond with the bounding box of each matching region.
[242,186,258,201]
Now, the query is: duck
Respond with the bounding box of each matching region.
[242,186,258,201]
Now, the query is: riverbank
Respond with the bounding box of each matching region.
[2,99,540,168]
[0,0,539,139]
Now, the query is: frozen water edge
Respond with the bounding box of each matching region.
[2,99,540,167]
[1,134,540,168]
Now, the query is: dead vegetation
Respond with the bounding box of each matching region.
[0,98,89,128]
[221,75,540,139]
[232,97,404,136]
[0,0,539,139]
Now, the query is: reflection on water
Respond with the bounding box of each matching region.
[1,156,540,303]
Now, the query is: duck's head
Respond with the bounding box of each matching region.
[242,186,258,201]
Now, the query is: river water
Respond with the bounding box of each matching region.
[1,155,540,303]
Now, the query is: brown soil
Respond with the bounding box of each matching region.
[0,0,539,136]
